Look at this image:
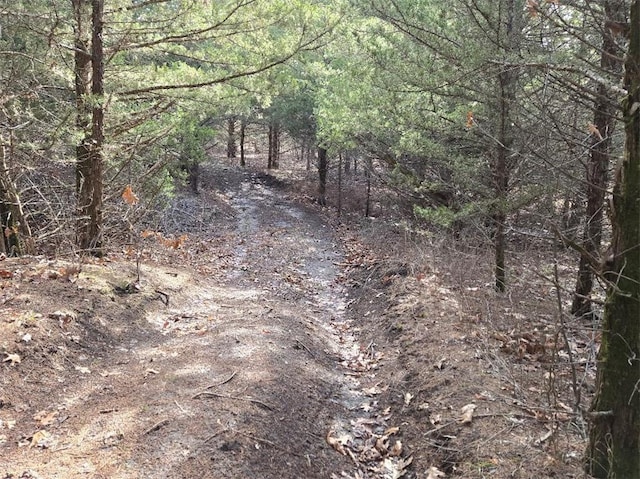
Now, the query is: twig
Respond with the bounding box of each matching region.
[295,339,315,358]
[192,391,275,411]
[174,400,187,414]
[207,371,237,389]
[143,418,169,435]
[202,427,228,444]
[191,371,237,398]
[235,429,276,447]
[234,429,306,458]
[155,290,169,306]
[553,262,582,411]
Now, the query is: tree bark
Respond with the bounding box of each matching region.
[317,146,327,205]
[572,0,625,318]
[75,0,104,255]
[0,132,33,255]
[267,124,274,169]
[492,0,522,292]
[585,3,640,476]
[227,117,236,158]
[268,122,280,169]
[239,119,246,167]
[337,152,343,217]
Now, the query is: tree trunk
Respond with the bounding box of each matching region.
[572,0,625,318]
[585,3,640,476]
[227,117,236,158]
[76,0,104,255]
[0,133,33,255]
[492,0,522,292]
[271,122,280,169]
[365,157,372,217]
[267,124,274,169]
[337,152,343,217]
[317,146,327,206]
[239,119,246,167]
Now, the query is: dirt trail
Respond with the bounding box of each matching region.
[0,165,398,478]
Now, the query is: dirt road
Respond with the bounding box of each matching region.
[0,165,402,478]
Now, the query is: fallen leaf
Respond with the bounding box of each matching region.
[384,426,400,436]
[362,385,383,396]
[460,403,477,424]
[29,430,51,448]
[375,435,389,454]
[536,428,554,444]
[404,392,414,406]
[390,440,403,456]
[326,430,346,455]
[21,333,32,342]
[0,270,13,279]
[3,353,21,365]
[426,466,446,479]
[34,410,59,427]
[74,365,91,374]
[380,456,413,479]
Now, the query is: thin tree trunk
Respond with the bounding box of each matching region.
[76,0,104,254]
[337,152,343,217]
[585,3,640,476]
[572,0,625,318]
[365,158,371,217]
[492,0,522,292]
[267,124,273,169]
[317,146,327,206]
[272,123,280,169]
[239,119,246,167]
[227,117,236,158]
[0,133,33,255]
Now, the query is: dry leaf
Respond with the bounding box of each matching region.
[141,230,157,239]
[49,310,76,324]
[0,270,13,279]
[75,365,91,374]
[3,353,21,365]
[460,403,477,424]
[362,385,383,396]
[326,430,346,455]
[588,122,603,140]
[527,0,539,17]
[426,466,446,479]
[404,392,414,406]
[434,358,446,370]
[465,111,474,128]
[122,184,139,205]
[384,426,400,436]
[375,435,389,454]
[390,440,403,456]
[381,456,413,479]
[34,410,58,427]
[29,429,51,448]
[536,427,554,444]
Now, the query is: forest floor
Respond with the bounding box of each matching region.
[0,158,597,479]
